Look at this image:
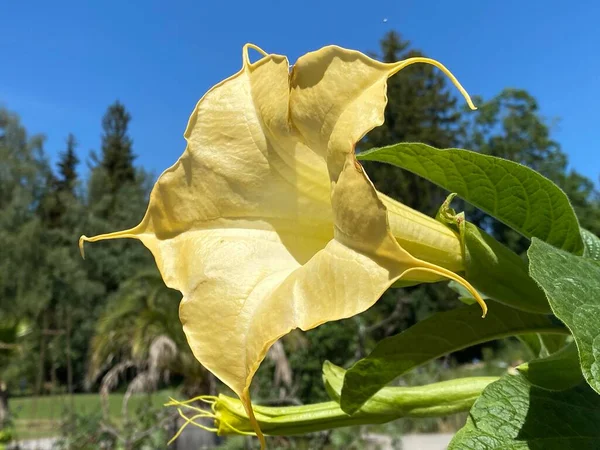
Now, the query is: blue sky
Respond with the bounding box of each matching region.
[2,0,598,184]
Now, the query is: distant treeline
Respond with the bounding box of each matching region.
[0,31,598,409]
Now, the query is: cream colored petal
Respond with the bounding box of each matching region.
[143,49,332,254]
[286,48,466,274]
[382,193,464,273]
[80,44,486,448]
[289,47,475,171]
[288,46,475,280]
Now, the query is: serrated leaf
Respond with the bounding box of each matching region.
[340,303,568,414]
[449,373,600,449]
[357,143,582,253]
[518,341,582,391]
[582,228,600,261]
[529,238,600,394]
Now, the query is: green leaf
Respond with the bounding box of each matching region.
[340,303,568,414]
[463,220,550,313]
[529,238,600,394]
[448,279,484,305]
[518,341,583,391]
[449,373,600,449]
[322,360,345,403]
[321,360,497,418]
[518,334,545,358]
[358,143,582,253]
[539,334,569,356]
[519,333,569,359]
[582,228,600,261]
[437,194,549,313]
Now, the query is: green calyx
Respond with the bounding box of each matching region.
[437,194,551,314]
[166,365,497,439]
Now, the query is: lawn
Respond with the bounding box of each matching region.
[9,389,177,440]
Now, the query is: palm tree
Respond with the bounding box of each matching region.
[87,269,212,416]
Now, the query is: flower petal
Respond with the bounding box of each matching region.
[80,45,486,447]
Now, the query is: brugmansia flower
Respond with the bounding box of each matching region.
[164,369,496,440]
[80,44,485,447]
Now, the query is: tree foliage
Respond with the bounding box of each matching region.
[0,32,598,442]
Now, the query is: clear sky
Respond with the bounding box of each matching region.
[2,0,598,184]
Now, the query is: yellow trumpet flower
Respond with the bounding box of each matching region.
[80,44,485,448]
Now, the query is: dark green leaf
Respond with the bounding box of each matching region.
[517,333,567,359]
[322,361,496,419]
[447,279,483,305]
[518,341,583,391]
[462,221,551,313]
[437,195,549,313]
[340,303,567,414]
[529,238,600,394]
[358,143,582,253]
[518,334,544,358]
[322,360,345,403]
[539,334,569,356]
[581,228,600,261]
[450,373,600,449]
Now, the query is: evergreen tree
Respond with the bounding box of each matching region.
[56,133,79,195]
[101,101,135,192]
[88,101,141,220]
[85,101,153,291]
[39,134,80,229]
[357,31,466,334]
[361,31,463,215]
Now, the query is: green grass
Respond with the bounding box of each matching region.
[9,389,177,440]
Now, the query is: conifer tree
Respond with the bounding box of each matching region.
[40,134,79,228]
[57,133,79,195]
[88,101,139,221]
[361,31,463,215]
[101,101,135,190]
[88,100,137,209]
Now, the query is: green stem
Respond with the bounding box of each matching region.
[174,376,498,437]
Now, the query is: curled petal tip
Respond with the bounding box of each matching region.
[242,390,266,448]
[468,285,487,318]
[392,57,477,112]
[403,264,488,318]
[243,43,268,66]
[78,235,87,259]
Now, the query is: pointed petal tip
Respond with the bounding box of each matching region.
[458,277,487,318]
[241,389,266,449]
[402,263,488,318]
[391,56,477,112]
[243,43,269,66]
[76,227,142,257]
[78,235,87,259]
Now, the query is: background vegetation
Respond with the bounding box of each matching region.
[1,31,598,448]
